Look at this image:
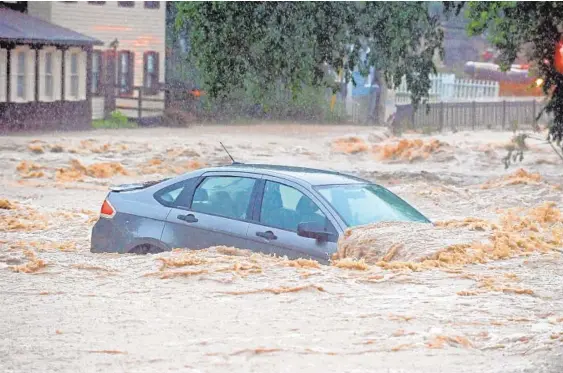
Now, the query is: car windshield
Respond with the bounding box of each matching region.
[315,184,430,227]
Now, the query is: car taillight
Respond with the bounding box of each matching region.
[100,199,116,218]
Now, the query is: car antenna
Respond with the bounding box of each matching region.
[220,142,242,165]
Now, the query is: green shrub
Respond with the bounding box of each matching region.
[92,111,137,129]
[111,110,129,126]
[192,84,351,123]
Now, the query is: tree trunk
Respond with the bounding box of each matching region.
[375,71,388,125]
[366,69,387,125]
[365,72,377,125]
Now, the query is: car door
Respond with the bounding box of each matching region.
[160,172,261,250]
[246,177,339,262]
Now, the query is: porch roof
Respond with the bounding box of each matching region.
[0,7,103,46]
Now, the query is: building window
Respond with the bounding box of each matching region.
[88,1,106,5]
[92,50,102,95]
[118,1,134,7]
[143,51,159,94]
[40,48,61,102]
[144,1,159,9]
[118,51,134,95]
[16,51,26,99]
[65,48,86,101]
[44,51,54,99]
[10,47,36,102]
[70,52,79,98]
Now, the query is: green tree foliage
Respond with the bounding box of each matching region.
[464,1,563,156]
[175,2,445,112]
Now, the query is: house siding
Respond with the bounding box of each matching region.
[92,96,105,120]
[29,1,166,120]
[27,1,52,23]
[0,100,90,132]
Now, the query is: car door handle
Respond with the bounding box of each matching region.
[256,230,277,240]
[177,214,198,223]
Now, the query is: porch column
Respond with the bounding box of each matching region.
[85,46,93,123]
[5,45,11,102]
[60,46,67,101]
[33,45,39,102]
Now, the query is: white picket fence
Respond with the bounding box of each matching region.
[395,73,500,104]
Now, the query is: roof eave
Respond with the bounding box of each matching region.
[0,37,104,46]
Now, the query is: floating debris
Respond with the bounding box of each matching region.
[481,168,543,189]
[9,250,47,273]
[331,136,369,154]
[373,138,448,162]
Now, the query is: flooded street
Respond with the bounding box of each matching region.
[1,125,562,373]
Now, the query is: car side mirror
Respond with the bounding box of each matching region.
[297,222,330,241]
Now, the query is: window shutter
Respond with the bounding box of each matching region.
[64,49,71,100]
[116,51,123,94]
[79,50,87,100]
[151,52,160,94]
[154,52,159,90]
[0,48,6,102]
[26,48,35,102]
[128,51,134,94]
[143,51,148,93]
[38,49,46,101]
[53,49,62,101]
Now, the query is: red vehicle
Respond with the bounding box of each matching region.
[464,61,542,96]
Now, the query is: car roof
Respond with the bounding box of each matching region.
[203,163,368,186]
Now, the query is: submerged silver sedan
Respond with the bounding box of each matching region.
[91,164,430,262]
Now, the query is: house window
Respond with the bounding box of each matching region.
[92,50,102,95]
[70,52,79,98]
[65,48,86,101]
[118,1,134,7]
[44,51,54,99]
[40,48,61,102]
[143,51,159,94]
[16,51,26,99]
[118,51,134,95]
[144,1,159,9]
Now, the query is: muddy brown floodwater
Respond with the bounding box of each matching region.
[1,125,562,373]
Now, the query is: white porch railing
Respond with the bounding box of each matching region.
[394,73,500,104]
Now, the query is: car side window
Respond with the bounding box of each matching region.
[159,186,183,204]
[154,178,197,208]
[260,181,334,233]
[191,176,256,220]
